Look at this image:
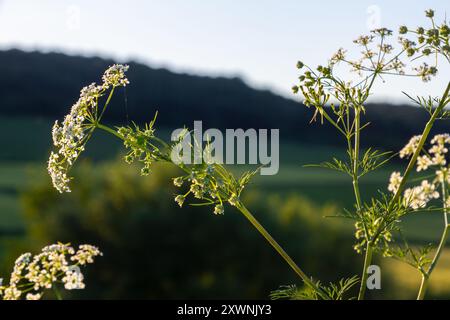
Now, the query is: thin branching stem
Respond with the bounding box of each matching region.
[236,202,330,300]
[417,173,450,300]
[97,121,330,299]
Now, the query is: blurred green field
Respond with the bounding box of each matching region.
[0,116,446,241]
[1,116,449,298]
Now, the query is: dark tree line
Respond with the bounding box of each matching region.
[0,49,446,151]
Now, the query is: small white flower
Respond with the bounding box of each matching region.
[432,153,447,166]
[228,194,239,207]
[403,180,439,210]
[70,245,102,265]
[388,171,403,193]
[175,195,185,207]
[436,168,450,184]
[399,135,422,158]
[417,155,433,172]
[430,134,450,146]
[173,177,184,187]
[102,64,130,87]
[3,286,21,300]
[62,270,85,290]
[420,180,439,199]
[403,187,426,210]
[214,204,224,215]
[26,293,42,300]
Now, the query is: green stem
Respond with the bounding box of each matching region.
[352,107,363,211]
[358,242,373,300]
[97,122,169,149]
[236,202,330,300]
[97,123,123,139]
[321,109,347,136]
[417,274,428,300]
[352,106,371,300]
[97,87,115,122]
[53,285,63,300]
[417,226,449,300]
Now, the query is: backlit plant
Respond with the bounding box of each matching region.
[45,9,449,300]
[0,243,102,300]
[290,9,449,300]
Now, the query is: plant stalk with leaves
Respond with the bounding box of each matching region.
[293,9,450,300]
[47,62,337,299]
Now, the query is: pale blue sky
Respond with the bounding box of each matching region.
[0,0,448,102]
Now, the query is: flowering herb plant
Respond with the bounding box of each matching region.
[289,9,450,300]
[0,243,102,300]
[42,9,449,300]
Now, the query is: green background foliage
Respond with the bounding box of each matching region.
[0,50,449,299]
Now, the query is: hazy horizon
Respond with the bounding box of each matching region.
[0,0,448,103]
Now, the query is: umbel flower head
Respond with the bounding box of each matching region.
[0,243,102,300]
[388,133,450,210]
[48,64,129,193]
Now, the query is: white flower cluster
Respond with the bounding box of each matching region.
[388,171,403,193]
[48,64,130,193]
[403,180,439,210]
[102,64,130,87]
[0,243,102,300]
[399,135,422,158]
[388,134,450,210]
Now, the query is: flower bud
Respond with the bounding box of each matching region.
[399,26,408,34]
[296,61,304,69]
[422,48,431,56]
[425,9,434,18]
[439,24,450,37]
[429,66,437,75]
[141,166,151,176]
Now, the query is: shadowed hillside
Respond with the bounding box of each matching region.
[0,49,446,151]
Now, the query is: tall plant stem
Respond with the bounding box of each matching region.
[358,241,373,300]
[352,107,363,211]
[359,82,450,300]
[352,106,372,300]
[236,202,330,300]
[417,177,450,300]
[417,226,449,299]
